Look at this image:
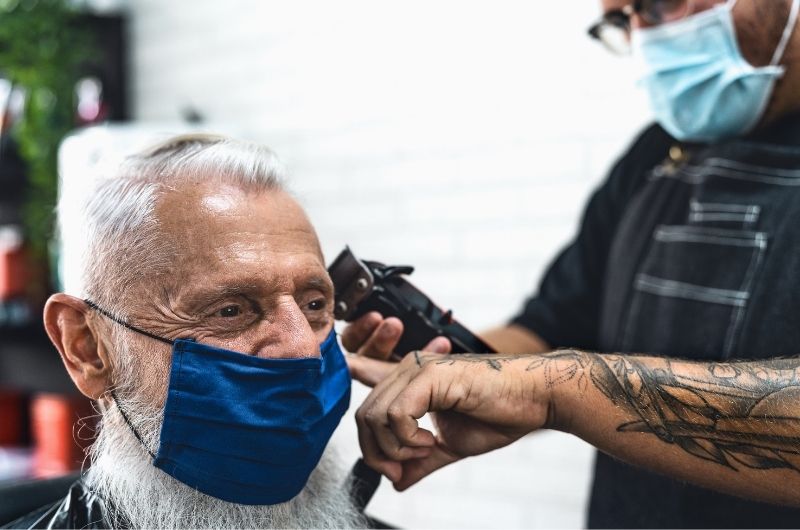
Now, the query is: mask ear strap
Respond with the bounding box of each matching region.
[84,299,175,346]
[771,0,800,65]
[110,390,157,459]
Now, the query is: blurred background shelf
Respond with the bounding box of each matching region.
[0,5,128,485]
[0,324,74,394]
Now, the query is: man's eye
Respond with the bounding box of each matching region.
[307,299,326,311]
[218,305,241,317]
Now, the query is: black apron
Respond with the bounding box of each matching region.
[591,124,800,528]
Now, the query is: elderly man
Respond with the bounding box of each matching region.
[13,135,365,529]
[347,0,800,528]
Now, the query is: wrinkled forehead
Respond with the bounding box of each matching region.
[152,181,325,287]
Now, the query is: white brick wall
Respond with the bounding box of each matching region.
[127,1,652,527]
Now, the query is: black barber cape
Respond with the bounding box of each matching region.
[3,478,393,529]
[513,114,800,528]
[3,480,110,529]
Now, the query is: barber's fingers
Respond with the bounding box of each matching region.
[356,376,434,481]
[359,368,458,489]
[356,355,445,466]
[384,375,441,447]
[341,313,404,360]
[347,337,452,387]
[340,312,381,352]
[357,427,402,482]
[361,317,403,358]
[347,354,397,387]
[372,396,437,461]
[394,446,459,491]
[355,356,442,476]
[356,409,433,483]
[357,368,436,457]
[423,336,452,354]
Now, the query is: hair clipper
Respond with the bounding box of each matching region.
[327,246,495,355]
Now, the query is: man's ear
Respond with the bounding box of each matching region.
[43,293,112,400]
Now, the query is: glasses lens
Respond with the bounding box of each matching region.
[640,0,691,25]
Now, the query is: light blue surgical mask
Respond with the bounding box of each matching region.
[633,0,800,143]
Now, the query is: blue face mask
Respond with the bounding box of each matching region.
[632,0,800,143]
[85,300,351,505]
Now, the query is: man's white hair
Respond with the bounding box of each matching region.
[58,133,285,317]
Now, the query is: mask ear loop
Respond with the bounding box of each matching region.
[84,299,175,346]
[110,390,157,459]
[770,0,800,66]
[84,299,169,459]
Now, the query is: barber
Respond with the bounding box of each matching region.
[346,0,800,527]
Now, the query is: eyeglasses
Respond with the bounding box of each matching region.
[587,0,695,55]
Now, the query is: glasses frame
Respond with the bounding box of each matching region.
[587,0,695,54]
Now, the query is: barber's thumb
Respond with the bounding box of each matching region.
[346,354,396,387]
[424,336,452,354]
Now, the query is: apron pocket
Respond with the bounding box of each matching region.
[621,225,767,359]
[687,200,760,230]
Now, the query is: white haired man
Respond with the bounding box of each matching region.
[9,135,367,529]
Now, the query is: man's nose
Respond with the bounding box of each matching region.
[256,298,321,360]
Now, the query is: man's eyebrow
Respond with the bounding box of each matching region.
[178,280,264,307]
[176,274,332,308]
[302,275,334,294]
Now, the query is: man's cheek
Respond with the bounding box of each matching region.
[135,350,173,410]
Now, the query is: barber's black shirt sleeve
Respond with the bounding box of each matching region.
[511,124,673,350]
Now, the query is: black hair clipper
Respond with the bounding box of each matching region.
[328,246,495,356]
[330,246,496,516]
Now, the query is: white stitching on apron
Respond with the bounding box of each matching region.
[634,274,749,307]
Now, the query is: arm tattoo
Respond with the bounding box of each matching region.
[531,351,800,473]
[423,350,800,472]
[433,353,537,371]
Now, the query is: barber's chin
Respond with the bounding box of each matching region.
[88,418,365,529]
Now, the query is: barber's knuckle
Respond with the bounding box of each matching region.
[401,353,417,367]
[386,403,405,423]
[355,405,370,423]
[363,409,383,426]
[426,363,442,376]
[426,355,446,369]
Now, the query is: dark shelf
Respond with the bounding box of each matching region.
[0,322,75,395]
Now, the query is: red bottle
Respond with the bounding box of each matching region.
[0,226,27,301]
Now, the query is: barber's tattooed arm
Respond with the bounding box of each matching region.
[523,352,800,475]
[352,350,800,506]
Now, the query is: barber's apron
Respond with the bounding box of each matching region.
[591,135,800,528]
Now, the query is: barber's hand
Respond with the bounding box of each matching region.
[342,312,451,386]
[342,311,452,387]
[354,351,552,491]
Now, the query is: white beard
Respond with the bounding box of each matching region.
[85,400,366,529]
